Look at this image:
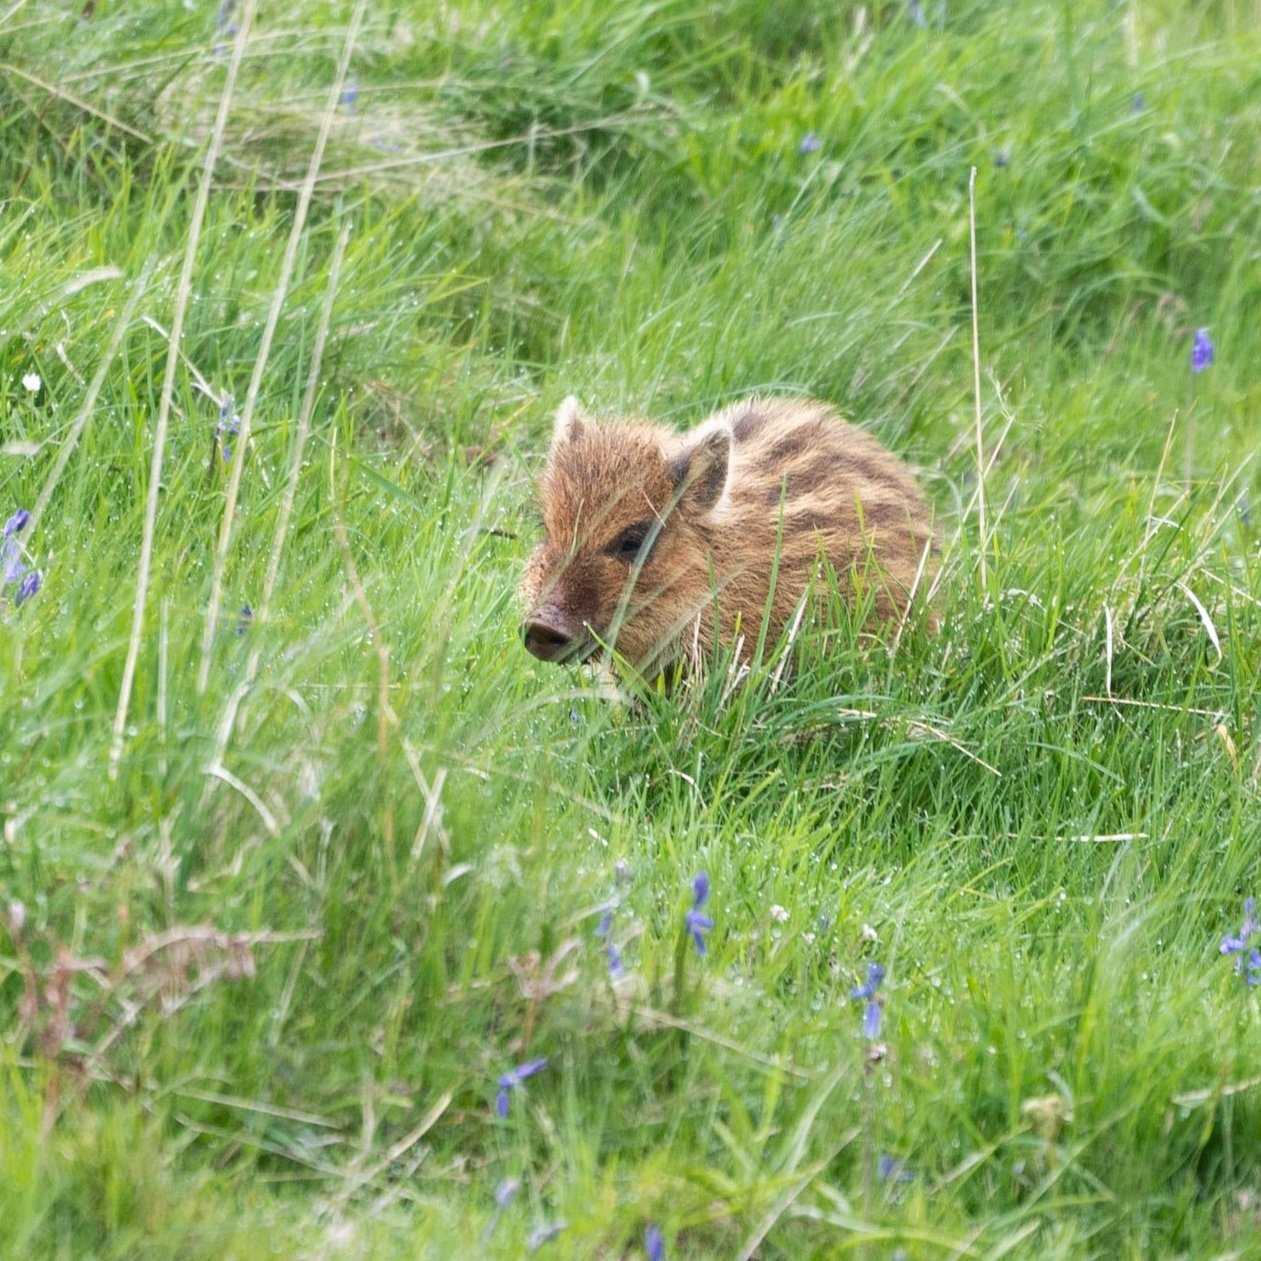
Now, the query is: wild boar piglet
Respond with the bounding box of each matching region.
[520,396,934,675]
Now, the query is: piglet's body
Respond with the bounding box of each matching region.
[520,396,934,676]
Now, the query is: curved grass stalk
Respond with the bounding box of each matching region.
[196,0,367,694]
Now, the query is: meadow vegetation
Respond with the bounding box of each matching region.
[1,0,1260,1255]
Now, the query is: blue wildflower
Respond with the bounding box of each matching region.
[862,998,882,1039]
[684,872,714,956]
[1221,897,1258,955]
[2,507,39,601]
[1221,898,1261,983]
[879,1154,913,1182]
[236,603,253,637]
[341,80,358,109]
[526,1221,568,1251]
[217,398,241,462]
[595,905,627,978]
[851,962,885,999]
[645,1224,665,1260]
[1,539,24,585]
[480,1176,522,1244]
[851,962,885,1039]
[1191,328,1214,374]
[496,1056,548,1118]
[798,131,822,156]
[14,571,42,605]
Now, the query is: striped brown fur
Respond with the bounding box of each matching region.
[520,396,935,675]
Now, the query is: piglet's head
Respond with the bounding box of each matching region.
[520,397,732,671]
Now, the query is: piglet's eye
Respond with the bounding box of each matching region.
[607,522,654,563]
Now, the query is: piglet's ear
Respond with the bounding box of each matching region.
[668,425,731,513]
[551,396,586,448]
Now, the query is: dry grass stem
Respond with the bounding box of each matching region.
[109,4,257,778]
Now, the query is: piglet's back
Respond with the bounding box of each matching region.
[700,398,934,625]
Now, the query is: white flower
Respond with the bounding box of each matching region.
[769,904,789,923]
[21,372,41,393]
[861,923,879,943]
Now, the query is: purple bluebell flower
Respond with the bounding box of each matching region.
[862,997,882,1039]
[1,541,24,585]
[340,80,358,109]
[480,1176,522,1244]
[851,962,885,999]
[526,1221,567,1251]
[496,1056,548,1117]
[684,871,714,955]
[1221,897,1258,955]
[217,398,241,463]
[1248,950,1261,987]
[14,571,42,605]
[595,905,627,978]
[236,603,253,637]
[1191,328,1214,374]
[798,131,822,156]
[851,962,885,1039]
[2,509,35,595]
[879,1154,913,1182]
[645,1224,665,1260]
[1222,898,1261,982]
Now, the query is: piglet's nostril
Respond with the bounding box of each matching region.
[522,614,576,662]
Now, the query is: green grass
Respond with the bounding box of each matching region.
[1,0,1260,1256]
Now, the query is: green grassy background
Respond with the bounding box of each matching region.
[1,0,1260,1256]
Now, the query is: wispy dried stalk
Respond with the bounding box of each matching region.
[110,2,258,778]
[197,0,366,693]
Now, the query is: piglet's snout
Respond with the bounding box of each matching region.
[521,607,582,662]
